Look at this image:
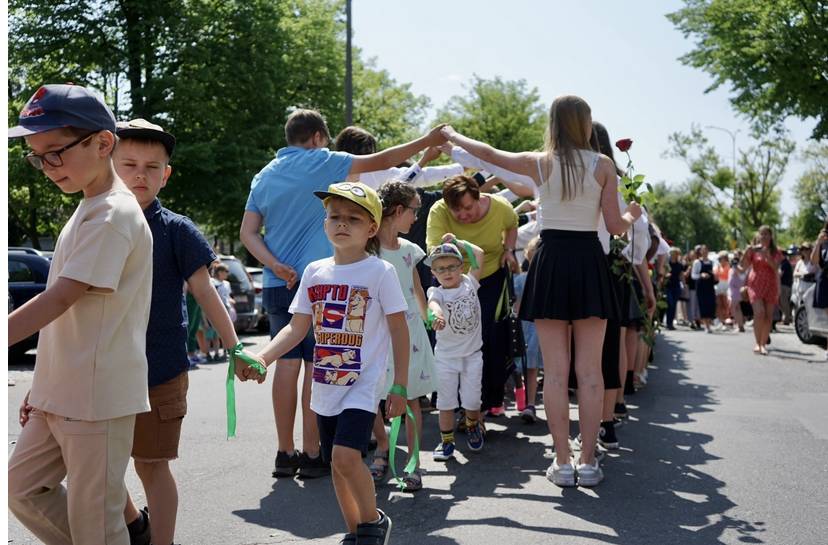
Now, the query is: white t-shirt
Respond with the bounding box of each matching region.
[427,274,483,358]
[290,256,407,417]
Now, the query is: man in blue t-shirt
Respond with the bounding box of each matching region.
[240,109,446,478]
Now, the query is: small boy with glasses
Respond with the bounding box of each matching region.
[8,83,153,545]
[426,235,486,459]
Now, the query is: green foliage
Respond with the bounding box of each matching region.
[352,57,430,147]
[668,0,828,140]
[7,0,431,247]
[663,124,793,244]
[434,75,547,152]
[788,143,828,242]
[650,182,728,251]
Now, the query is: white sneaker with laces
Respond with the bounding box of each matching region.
[546,457,576,487]
[577,459,604,487]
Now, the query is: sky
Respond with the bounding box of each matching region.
[351,0,818,223]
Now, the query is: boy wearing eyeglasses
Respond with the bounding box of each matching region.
[7,84,153,545]
[426,235,486,460]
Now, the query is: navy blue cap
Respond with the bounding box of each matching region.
[8,84,117,138]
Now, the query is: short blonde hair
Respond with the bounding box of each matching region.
[525,236,541,263]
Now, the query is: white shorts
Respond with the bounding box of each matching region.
[435,351,483,412]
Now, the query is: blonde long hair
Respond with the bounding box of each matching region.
[542,95,593,201]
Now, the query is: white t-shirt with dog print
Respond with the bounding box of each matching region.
[427,274,483,359]
[291,255,407,417]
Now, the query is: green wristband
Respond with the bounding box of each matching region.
[225,342,266,439]
[389,383,407,398]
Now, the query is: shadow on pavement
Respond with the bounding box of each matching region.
[233,335,766,544]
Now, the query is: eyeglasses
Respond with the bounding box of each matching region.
[332,182,366,197]
[406,205,421,217]
[432,264,461,275]
[25,132,95,170]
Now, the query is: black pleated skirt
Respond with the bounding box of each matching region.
[520,229,620,322]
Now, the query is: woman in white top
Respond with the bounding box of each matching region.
[441,95,641,488]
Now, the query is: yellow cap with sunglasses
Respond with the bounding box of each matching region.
[314,181,383,226]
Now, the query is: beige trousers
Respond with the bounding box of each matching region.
[8,409,136,545]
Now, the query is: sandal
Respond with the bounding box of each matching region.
[368,451,388,482]
[402,469,423,492]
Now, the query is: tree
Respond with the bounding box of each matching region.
[668,1,828,140]
[664,124,794,243]
[352,57,430,147]
[650,183,727,251]
[7,0,431,247]
[788,143,828,242]
[434,75,547,152]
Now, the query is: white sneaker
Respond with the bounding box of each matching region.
[577,459,604,487]
[546,457,576,487]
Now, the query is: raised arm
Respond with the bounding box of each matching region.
[440,144,538,193]
[598,157,640,234]
[350,124,446,174]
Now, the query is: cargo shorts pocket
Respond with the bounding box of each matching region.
[157,400,187,453]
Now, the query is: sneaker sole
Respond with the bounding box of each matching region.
[577,474,604,487]
[598,440,619,450]
[297,468,330,479]
[546,472,576,487]
[272,467,298,477]
[433,453,454,461]
[466,442,483,452]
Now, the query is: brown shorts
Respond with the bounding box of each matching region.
[132,372,188,461]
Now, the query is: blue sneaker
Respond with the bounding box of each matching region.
[433,441,455,461]
[467,423,484,452]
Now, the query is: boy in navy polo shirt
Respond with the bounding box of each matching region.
[113,119,264,545]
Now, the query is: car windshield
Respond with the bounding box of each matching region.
[223,259,251,292]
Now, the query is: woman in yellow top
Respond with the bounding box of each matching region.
[426,175,519,417]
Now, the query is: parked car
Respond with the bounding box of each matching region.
[8,251,52,358]
[793,273,828,346]
[218,255,258,333]
[246,266,269,332]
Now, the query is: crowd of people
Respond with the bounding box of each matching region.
[7,83,828,545]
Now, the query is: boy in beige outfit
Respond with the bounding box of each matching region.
[7,84,153,545]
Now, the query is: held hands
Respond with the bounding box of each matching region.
[440,125,457,141]
[273,261,298,290]
[234,349,267,384]
[385,390,407,419]
[19,390,33,427]
[436,143,453,156]
[425,124,449,147]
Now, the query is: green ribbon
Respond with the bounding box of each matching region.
[387,384,420,490]
[226,342,267,439]
[461,241,479,270]
[425,309,436,330]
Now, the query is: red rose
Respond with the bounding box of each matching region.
[616,138,633,152]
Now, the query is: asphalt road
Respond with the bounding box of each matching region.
[7,324,828,545]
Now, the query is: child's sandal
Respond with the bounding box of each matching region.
[368,451,389,482]
[402,469,423,492]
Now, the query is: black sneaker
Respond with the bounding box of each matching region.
[356,508,392,545]
[614,403,628,419]
[598,421,619,450]
[272,450,300,477]
[127,506,150,545]
[296,452,330,479]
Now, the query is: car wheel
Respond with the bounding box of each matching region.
[794,305,818,345]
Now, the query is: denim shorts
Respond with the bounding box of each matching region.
[263,286,315,361]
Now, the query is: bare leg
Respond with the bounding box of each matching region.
[331,446,379,533]
[535,319,573,464]
[526,368,539,406]
[300,361,319,456]
[135,461,178,545]
[273,359,301,453]
[572,318,607,465]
